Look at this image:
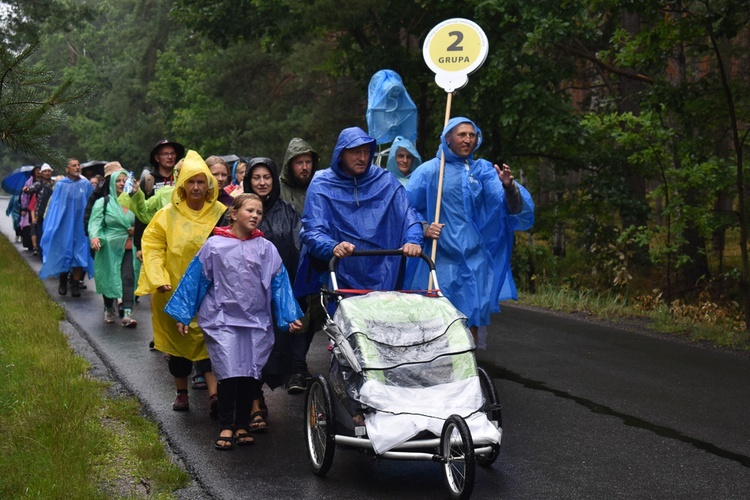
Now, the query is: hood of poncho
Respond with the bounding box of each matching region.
[244,156,281,212]
[171,150,222,220]
[436,116,483,164]
[281,138,319,188]
[329,127,377,181]
[386,135,422,184]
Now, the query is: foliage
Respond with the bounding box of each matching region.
[0,41,90,169]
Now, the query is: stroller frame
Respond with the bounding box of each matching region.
[304,250,502,500]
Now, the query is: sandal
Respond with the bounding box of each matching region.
[192,374,208,390]
[248,411,268,433]
[214,429,234,451]
[234,429,254,446]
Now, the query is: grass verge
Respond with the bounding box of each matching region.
[519,283,750,351]
[0,236,190,498]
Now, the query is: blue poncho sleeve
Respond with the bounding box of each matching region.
[300,185,338,261]
[512,184,535,231]
[165,255,212,325]
[272,264,303,331]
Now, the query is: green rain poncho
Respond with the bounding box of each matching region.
[88,170,138,300]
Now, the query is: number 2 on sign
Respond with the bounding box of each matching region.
[447,31,464,51]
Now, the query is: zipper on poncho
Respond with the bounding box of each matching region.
[353,176,359,206]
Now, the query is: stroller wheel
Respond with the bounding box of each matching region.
[305,374,336,476]
[476,367,502,466]
[440,415,475,500]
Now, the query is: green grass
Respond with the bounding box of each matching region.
[0,236,190,498]
[519,282,750,351]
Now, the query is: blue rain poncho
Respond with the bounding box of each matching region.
[404,117,535,327]
[366,70,418,145]
[165,227,303,381]
[88,170,138,300]
[39,176,95,279]
[386,135,423,186]
[300,127,424,291]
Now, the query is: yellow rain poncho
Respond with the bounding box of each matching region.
[135,151,227,361]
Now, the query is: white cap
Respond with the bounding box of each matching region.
[40,163,52,172]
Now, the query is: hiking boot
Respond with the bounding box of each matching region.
[172,393,189,411]
[121,315,137,328]
[287,373,306,394]
[58,274,68,296]
[70,280,81,298]
[104,309,116,324]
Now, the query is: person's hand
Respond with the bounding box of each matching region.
[157,284,172,293]
[136,250,143,262]
[90,238,101,251]
[333,241,355,258]
[288,319,303,334]
[495,163,514,187]
[426,222,444,240]
[176,322,189,336]
[127,226,134,236]
[402,243,422,257]
[129,182,139,195]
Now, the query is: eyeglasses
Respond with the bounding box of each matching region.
[159,152,177,157]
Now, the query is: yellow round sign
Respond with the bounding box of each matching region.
[423,18,488,91]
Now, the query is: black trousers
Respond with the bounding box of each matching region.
[217,377,261,429]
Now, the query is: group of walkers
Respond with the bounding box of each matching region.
[7,116,534,451]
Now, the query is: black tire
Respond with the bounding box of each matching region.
[440,415,476,499]
[304,374,336,475]
[476,367,502,466]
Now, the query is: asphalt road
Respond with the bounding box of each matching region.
[3,198,750,499]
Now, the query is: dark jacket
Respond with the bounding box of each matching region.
[243,157,301,282]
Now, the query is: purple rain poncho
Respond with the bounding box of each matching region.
[165,227,302,381]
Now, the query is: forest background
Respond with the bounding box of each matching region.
[1,0,749,341]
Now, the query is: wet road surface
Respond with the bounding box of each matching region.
[2,202,749,499]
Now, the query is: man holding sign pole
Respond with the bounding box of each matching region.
[405,117,534,347]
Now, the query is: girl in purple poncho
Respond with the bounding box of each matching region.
[166,193,302,450]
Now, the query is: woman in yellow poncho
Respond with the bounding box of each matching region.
[136,150,227,412]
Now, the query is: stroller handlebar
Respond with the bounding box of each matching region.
[327,249,440,293]
[328,249,436,274]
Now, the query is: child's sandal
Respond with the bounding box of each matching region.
[234,428,254,446]
[214,429,234,451]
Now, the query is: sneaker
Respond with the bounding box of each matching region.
[122,315,137,328]
[172,393,189,411]
[32,248,39,256]
[287,373,306,394]
[104,309,116,324]
[148,339,155,351]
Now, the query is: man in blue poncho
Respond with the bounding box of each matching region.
[405,117,535,347]
[39,158,95,296]
[300,126,424,291]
